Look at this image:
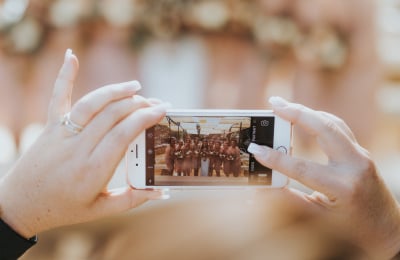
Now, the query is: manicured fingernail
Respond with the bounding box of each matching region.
[64,48,72,61]
[159,189,170,200]
[61,49,74,75]
[269,96,289,108]
[119,81,142,94]
[150,189,170,200]
[247,143,271,155]
[127,80,142,91]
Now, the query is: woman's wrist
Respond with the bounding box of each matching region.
[0,178,37,239]
[0,217,37,259]
[0,211,35,239]
[370,210,400,260]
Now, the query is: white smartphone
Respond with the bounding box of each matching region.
[126,109,292,189]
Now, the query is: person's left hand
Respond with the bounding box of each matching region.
[0,49,169,238]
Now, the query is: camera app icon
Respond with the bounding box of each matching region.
[260,120,269,127]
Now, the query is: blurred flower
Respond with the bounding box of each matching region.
[98,0,137,28]
[254,16,300,48]
[0,0,29,30]
[7,16,43,53]
[135,0,183,39]
[189,1,229,31]
[295,26,348,70]
[48,0,91,28]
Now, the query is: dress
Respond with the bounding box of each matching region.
[200,158,209,177]
[200,150,209,177]
[0,218,37,260]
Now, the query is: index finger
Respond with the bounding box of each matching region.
[269,97,359,163]
[48,49,79,122]
[88,103,169,190]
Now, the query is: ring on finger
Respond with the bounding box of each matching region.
[62,112,84,134]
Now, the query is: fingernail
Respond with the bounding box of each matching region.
[61,49,74,75]
[119,81,142,94]
[159,189,170,200]
[247,143,271,155]
[64,48,72,62]
[269,96,289,108]
[126,80,141,92]
[149,189,170,200]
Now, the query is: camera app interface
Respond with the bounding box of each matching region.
[145,115,274,186]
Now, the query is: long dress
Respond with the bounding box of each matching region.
[200,152,210,177]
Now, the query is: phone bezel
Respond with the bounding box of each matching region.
[126,109,291,189]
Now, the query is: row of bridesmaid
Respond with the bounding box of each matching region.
[164,136,242,177]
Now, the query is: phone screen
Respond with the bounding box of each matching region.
[145,115,275,186]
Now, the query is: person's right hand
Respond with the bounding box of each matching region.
[0,49,169,239]
[248,97,400,259]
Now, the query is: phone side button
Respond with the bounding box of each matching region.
[276,146,287,154]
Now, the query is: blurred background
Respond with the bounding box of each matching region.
[1,0,400,259]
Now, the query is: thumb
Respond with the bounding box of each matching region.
[48,49,79,123]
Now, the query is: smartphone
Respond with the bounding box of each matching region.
[126,109,291,189]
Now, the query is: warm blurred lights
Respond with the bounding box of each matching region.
[0,0,349,71]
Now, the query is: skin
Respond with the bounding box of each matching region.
[248,97,400,259]
[0,49,169,239]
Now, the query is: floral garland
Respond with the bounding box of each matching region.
[0,0,348,71]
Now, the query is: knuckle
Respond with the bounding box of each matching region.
[320,117,341,135]
[293,160,308,179]
[347,180,364,204]
[322,117,338,133]
[329,115,347,130]
[357,156,377,179]
[347,156,378,201]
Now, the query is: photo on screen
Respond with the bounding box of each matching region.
[145,115,275,186]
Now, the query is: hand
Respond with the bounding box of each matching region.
[248,97,400,259]
[0,49,169,238]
